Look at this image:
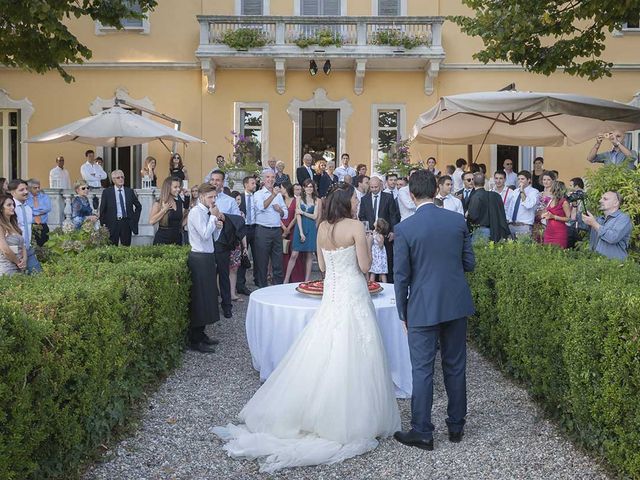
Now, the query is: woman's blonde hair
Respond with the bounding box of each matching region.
[74,179,88,192]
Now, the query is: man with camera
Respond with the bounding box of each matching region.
[587,130,637,169]
[580,191,632,260]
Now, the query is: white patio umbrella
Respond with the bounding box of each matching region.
[412,91,640,147]
[25,106,205,147]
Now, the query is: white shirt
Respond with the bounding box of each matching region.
[49,166,71,189]
[383,187,399,200]
[14,198,33,246]
[398,185,416,221]
[452,168,465,192]
[80,161,107,188]
[243,191,255,225]
[254,187,288,227]
[438,193,464,215]
[504,170,518,188]
[187,202,222,253]
[334,165,357,181]
[355,189,365,202]
[511,185,538,225]
[492,186,516,221]
[215,191,241,216]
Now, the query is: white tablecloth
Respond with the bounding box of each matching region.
[245,283,412,398]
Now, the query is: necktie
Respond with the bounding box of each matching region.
[33,195,41,224]
[246,194,253,224]
[373,194,379,220]
[19,204,29,244]
[118,189,126,218]
[307,167,312,178]
[512,191,522,223]
[464,189,470,201]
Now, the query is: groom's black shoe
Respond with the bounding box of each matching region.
[393,430,434,451]
[189,341,216,353]
[448,430,464,443]
[202,335,219,346]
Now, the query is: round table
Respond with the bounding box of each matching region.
[245,283,412,398]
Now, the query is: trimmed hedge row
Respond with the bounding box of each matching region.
[0,246,191,479]
[468,242,640,478]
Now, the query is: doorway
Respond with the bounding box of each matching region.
[300,109,339,166]
[101,106,142,188]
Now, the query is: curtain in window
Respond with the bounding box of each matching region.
[242,0,263,15]
[378,0,400,15]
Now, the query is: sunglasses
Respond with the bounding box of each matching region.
[79,186,88,190]
[113,176,124,179]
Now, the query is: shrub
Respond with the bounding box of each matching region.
[584,163,640,260]
[221,27,268,50]
[371,29,430,49]
[468,242,640,478]
[294,28,343,48]
[0,246,190,479]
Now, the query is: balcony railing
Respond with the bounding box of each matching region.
[197,15,443,50]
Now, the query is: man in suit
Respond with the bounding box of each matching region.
[455,171,476,213]
[99,170,142,246]
[358,176,400,282]
[236,175,258,295]
[393,169,475,451]
[296,153,315,185]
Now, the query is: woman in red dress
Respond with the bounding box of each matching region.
[542,180,571,248]
[281,183,305,282]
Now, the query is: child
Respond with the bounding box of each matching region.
[369,218,389,283]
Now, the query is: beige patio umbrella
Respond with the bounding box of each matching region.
[25,106,205,148]
[412,91,640,147]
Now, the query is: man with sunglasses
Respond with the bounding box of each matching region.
[502,159,518,188]
[455,172,476,213]
[99,170,142,246]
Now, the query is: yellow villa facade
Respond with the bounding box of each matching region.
[2,0,640,188]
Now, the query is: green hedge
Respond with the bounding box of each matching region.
[468,242,640,478]
[0,246,190,479]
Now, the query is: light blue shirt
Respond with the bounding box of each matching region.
[580,210,632,260]
[26,192,52,224]
[14,198,33,246]
[254,187,288,227]
[215,191,241,216]
[592,148,637,169]
[115,187,126,219]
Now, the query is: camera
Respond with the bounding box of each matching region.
[566,190,584,203]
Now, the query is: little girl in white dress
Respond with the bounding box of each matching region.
[369,218,389,283]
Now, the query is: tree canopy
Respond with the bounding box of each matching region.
[0,0,157,82]
[452,0,640,80]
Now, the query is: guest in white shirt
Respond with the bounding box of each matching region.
[187,183,224,353]
[398,168,419,221]
[253,170,288,287]
[508,170,539,239]
[334,153,357,182]
[49,156,72,189]
[436,175,464,215]
[492,170,516,221]
[383,173,399,200]
[8,179,42,273]
[452,158,467,192]
[80,150,107,188]
[502,159,518,188]
[237,176,258,295]
[354,174,370,206]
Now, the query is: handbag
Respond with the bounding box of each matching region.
[282,237,291,255]
[240,251,252,269]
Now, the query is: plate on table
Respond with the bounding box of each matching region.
[296,280,383,296]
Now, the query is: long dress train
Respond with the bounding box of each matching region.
[213,244,400,473]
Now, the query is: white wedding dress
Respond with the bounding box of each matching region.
[213,244,401,473]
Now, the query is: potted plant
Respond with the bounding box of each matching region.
[221,28,268,50]
[223,131,262,189]
[294,28,343,48]
[375,138,416,178]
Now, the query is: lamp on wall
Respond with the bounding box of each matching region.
[323,60,331,75]
[309,60,318,76]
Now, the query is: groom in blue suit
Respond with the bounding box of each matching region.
[393,169,475,450]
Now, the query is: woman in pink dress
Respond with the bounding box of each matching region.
[281,183,305,283]
[542,181,570,248]
[533,171,556,243]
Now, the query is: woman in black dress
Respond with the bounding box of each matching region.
[149,176,184,245]
[169,153,189,182]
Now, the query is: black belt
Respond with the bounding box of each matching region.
[117,216,129,221]
[257,225,280,230]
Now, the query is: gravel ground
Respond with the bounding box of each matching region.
[84,278,611,480]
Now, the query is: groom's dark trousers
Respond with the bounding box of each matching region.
[394,202,475,442]
[408,317,467,437]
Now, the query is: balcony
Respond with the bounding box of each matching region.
[195,15,445,95]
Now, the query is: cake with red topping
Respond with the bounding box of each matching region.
[296,280,383,296]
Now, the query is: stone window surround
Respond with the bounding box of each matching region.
[370,103,406,174]
[234,102,270,165]
[0,89,34,179]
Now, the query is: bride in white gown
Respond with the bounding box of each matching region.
[213,182,401,473]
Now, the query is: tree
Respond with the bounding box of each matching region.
[0,0,157,82]
[452,1,640,80]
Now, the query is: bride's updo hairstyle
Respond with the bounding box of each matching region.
[323,182,355,224]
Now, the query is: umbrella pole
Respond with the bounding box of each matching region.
[473,115,500,164]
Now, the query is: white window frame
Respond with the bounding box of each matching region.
[0,90,33,179]
[371,103,406,174]
[235,0,270,15]
[95,2,150,35]
[234,102,269,165]
[295,0,347,16]
[371,0,406,16]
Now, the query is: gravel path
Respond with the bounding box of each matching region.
[84,280,610,480]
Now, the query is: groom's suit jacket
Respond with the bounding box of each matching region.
[393,203,475,326]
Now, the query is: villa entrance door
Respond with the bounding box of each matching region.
[300,109,339,165]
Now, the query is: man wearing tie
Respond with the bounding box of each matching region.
[455,172,476,213]
[358,176,399,282]
[8,179,42,273]
[237,176,257,295]
[99,170,142,246]
[296,154,315,185]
